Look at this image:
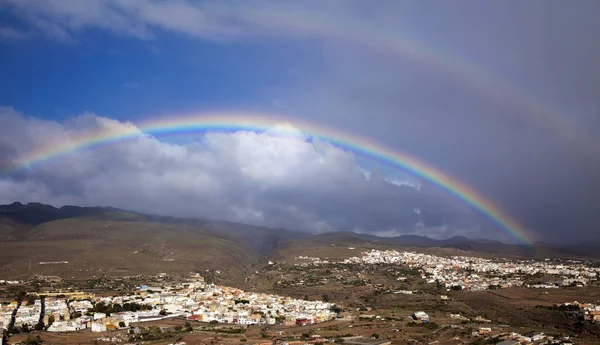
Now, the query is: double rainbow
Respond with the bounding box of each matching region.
[7,112,533,244]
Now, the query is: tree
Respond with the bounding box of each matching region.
[184,321,191,328]
[159,309,167,316]
[330,306,342,314]
[148,326,161,336]
[371,333,379,339]
[26,295,36,306]
[23,335,42,345]
[119,321,126,328]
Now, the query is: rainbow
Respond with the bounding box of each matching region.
[6,111,534,244]
[250,9,597,155]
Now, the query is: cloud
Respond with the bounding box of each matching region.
[0,0,385,44]
[0,26,27,40]
[0,0,249,42]
[0,107,493,239]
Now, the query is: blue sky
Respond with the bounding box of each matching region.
[0,27,307,121]
[1,0,600,242]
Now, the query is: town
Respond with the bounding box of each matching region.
[2,247,600,344]
[1,273,338,341]
[296,250,600,292]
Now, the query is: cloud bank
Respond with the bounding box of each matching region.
[0,107,492,239]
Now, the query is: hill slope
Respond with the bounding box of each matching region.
[1,202,600,280]
[0,202,309,279]
[0,217,262,279]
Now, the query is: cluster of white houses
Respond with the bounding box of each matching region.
[0,298,70,332]
[1,274,337,334]
[341,250,600,291]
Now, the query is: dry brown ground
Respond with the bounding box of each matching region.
[9,329,128,345]
[0,218,256,280]
[482,286,600,305]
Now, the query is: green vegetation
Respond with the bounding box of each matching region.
[127,325,193,342]
[22,335,43,345]
[87,301,153,315]
[200,326,245,334]
[535,304,581,311]
[406,321,439,330]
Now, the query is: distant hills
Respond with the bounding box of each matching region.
[0,202,306,256]
[0,202,598,280]
[0,202,146,225]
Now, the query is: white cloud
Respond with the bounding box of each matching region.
[0,107,489,238]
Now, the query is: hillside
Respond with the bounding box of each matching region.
[0,202,309,280]
[0,218,261,279]
[274,231,600,261]
[1,202,599,281]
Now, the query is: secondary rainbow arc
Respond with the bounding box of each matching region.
[7,112,533,244]
[261,11,598,155]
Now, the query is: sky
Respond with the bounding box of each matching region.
[1,0,599,243]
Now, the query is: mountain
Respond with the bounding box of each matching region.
[0,202,311,280]
[287,232,502,248]
[0,216,31,241]
[0,202,146,224]
[141,214,308,256]
[1,202,599,281]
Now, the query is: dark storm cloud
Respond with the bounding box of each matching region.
[262,1,600,242]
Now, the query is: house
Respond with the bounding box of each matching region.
[91,322,107,332]
[474,316,491,323]
[412,311,429,322]
[478,327,491,335]
[296,318,312,326]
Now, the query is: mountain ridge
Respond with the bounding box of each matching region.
[1,202,600,268]
[0,202,509,246]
